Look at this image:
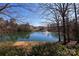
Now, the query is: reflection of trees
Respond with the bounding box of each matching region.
[26,33,30,39]
[0,34,3,41]
[0,32,31,41]
[17,32,31,39]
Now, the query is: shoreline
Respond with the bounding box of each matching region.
[0,41,48,47]
[13,41,47,47]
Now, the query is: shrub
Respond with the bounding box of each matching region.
[0,46,30,56]
[29,43,70,56]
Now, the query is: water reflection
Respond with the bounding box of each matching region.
[44,31,50,36]
[0,32,61,42]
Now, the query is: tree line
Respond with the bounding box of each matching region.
[0,18,32,33]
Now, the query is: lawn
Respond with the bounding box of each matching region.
[0,41,79,56]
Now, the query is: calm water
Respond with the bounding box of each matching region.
[0,32,62,42]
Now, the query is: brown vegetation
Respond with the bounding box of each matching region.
[0,18,33,34]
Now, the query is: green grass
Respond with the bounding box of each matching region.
[0,42,79,56]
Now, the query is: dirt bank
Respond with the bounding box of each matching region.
[13,41,47,47]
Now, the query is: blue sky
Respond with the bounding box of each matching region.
[0,3,46,26]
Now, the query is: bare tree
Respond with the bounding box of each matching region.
[41,3,71,44]
[49,9,61,42]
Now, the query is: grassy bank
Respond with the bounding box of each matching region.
[0,41,79,56]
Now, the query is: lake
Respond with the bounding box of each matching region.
[0,32,62,42]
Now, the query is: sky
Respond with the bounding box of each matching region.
[0,3,46,26]
[0,3,79,27]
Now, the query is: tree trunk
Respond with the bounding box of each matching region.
[66,17,70,42]
[62,15,66,44]
[74,3,78,42]
[57,21,61,42]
